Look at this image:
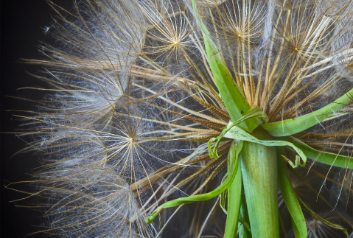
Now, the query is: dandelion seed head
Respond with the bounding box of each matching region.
[12,0,353,237]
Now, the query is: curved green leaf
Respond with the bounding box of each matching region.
[262,88,353,137]
[191,0,259,132]
[145,141,243,224]
[223,126,307,168]
[277,148,307,238]
[219,176,228,215]
[285,136,353,169]
[208,106,267,158]
[298,197,349,238]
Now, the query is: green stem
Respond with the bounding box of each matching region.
[241,130,279,238]
[224,160,242,238]
[262,88,353,137]
[277,148,307,238]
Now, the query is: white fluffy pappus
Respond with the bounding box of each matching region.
[10,0,353,237]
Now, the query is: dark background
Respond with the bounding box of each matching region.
[1,1,72,237]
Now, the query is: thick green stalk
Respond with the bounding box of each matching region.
[241,130,279,238]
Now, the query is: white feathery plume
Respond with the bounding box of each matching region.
[10,0,353,237]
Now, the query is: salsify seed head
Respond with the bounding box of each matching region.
[10,0,353,237]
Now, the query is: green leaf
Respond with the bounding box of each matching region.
[191,0,259,132]
[145,141,243,224]
[262,88,353,137]
[208,106,267,158]
[298,197,349,238]
[223,126,307,168]
[284,136,353,169]
[277,148,307,238]
[224,159,242,238]
[219,175,228,215]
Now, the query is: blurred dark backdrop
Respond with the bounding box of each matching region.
[1,1,72,237]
